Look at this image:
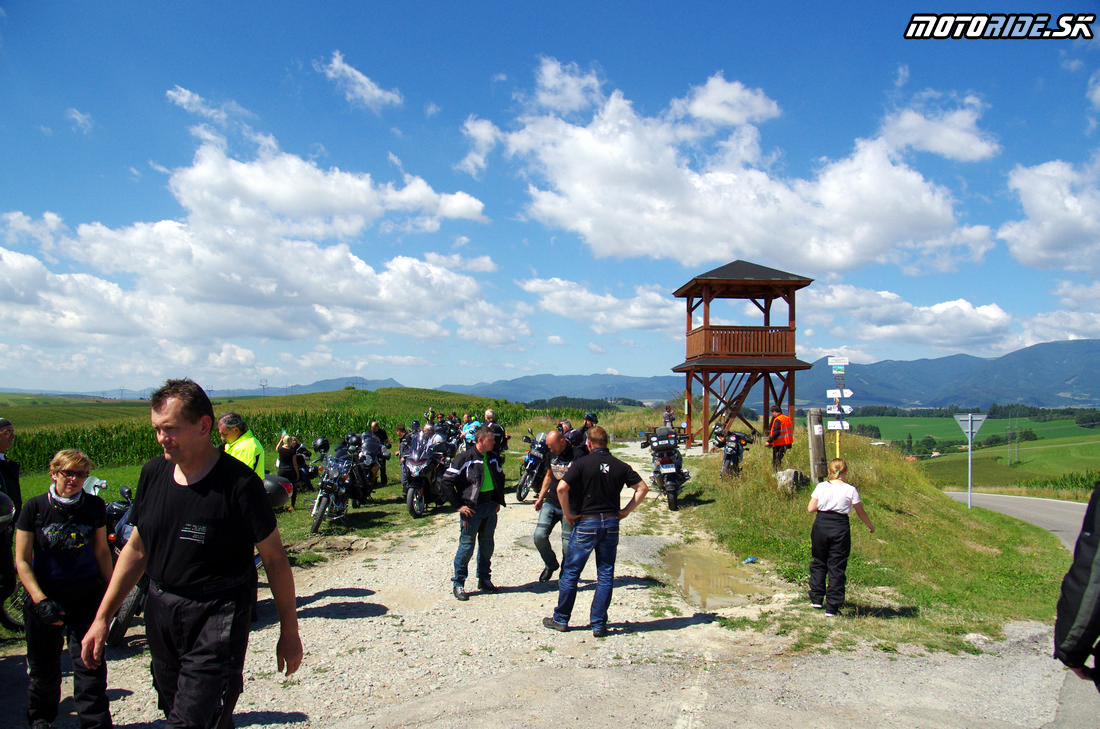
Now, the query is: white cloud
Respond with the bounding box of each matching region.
[1088,70,1100,110]
[315,50,402,112]
[547,335,565,345]
[456,116,501,176]
[165,86,249,126]
[500,60,990,275]
[880,94,1000,161]
[998,159,1100,272]
[802,284,1012,351]
[65,108,93,134]
[669,72,780,126]
[518,278,679,336]
[531,57,602,113]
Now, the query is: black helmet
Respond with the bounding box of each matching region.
[0,491,13,529]
[263,475,292,510]
[312,436,330,454]
[584,412,598,424]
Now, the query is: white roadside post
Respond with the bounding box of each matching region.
[953,413,987,508]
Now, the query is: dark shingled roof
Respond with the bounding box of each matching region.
[673,260,813,299]
[672,356,813,373]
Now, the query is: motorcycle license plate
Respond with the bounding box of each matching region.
[659,463,677,474]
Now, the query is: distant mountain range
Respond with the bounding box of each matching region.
[441,340,1100,409]
[5,340,1098,410]
[797,339,1100,409]
[435,373,684,404]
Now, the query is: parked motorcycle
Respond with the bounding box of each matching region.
[309,433,383,534]
[103,484,149,646]
[643,425,691,511]
[515,428,549,502]
[712,426,754,478]
[0,491,26,632]
[404,437,456,518]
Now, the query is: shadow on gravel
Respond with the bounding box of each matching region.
[230,709,311,727]
[620,611,718,633]
[845,603,921,619]
[290,587,388,621]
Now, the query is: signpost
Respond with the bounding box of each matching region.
[826,357,852,458]
[954,413,988,508]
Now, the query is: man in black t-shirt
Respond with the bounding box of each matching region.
[82,378,302,729]
[543,426,647,637]
[531,430,575,583]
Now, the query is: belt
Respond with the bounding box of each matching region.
[578,512,619,521]
[151,573,253,601]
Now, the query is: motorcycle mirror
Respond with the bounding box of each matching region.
[83,476,105,496]
[119,485,132,499]
[680,421,688,429]
[638,430,645,437]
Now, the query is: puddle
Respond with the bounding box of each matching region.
[660,543,772,610]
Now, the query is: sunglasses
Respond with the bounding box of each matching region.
[58,469,90,479]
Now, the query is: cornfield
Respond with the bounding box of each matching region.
[6,387,591,472]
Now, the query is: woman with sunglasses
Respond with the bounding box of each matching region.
[14,449,113,729]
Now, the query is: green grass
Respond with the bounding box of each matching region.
[921,433,1100,495]
[691,433,1068,652]
[847,415,1096,443]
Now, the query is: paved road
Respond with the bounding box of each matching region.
[944,492,1087,550]
[945,491,1096,727]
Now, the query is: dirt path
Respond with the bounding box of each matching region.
[0,444,1082,728]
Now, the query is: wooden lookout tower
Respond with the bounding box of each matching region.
[672,260,814,451]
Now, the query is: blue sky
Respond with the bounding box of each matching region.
[2,2,1099,395]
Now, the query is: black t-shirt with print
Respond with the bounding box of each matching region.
[560,447,643,516]
[16,491,106,583]
[132,452,275,592]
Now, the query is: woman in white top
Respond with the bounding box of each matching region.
[806,458,874,616]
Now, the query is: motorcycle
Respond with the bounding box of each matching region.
[309,433,383,534]
[404,436,456,518]
[515,428,549,502]
[712,426,754,478]
[642,425,691,511]
[0,490,26,632]
[102,484,150,646]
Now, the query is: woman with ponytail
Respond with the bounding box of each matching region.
[806,458,874,617]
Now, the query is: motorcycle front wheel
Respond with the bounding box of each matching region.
[516,471,534,502]
[310,494,331,534]
[0,581,28,632]
[407,487,426,518]
[106,574,148,646]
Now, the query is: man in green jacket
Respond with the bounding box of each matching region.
[217,412,265,478]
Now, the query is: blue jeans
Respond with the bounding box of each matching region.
[453,501,498,585]
[553,514,619,632]
[532,501,572,570]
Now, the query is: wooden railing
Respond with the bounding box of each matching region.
[685,326,795,359]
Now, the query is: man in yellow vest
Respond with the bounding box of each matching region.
[217,412,265,478]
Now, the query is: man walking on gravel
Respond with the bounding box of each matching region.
[531,429,576,583]
[444,426,506,601]
[543,426,647,637]
[82,378,302,729]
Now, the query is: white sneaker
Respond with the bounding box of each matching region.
[811,602,823,609]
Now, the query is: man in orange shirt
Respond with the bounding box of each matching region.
[767,406,793,471]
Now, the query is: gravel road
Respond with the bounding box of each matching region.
[1,444,1089,728]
